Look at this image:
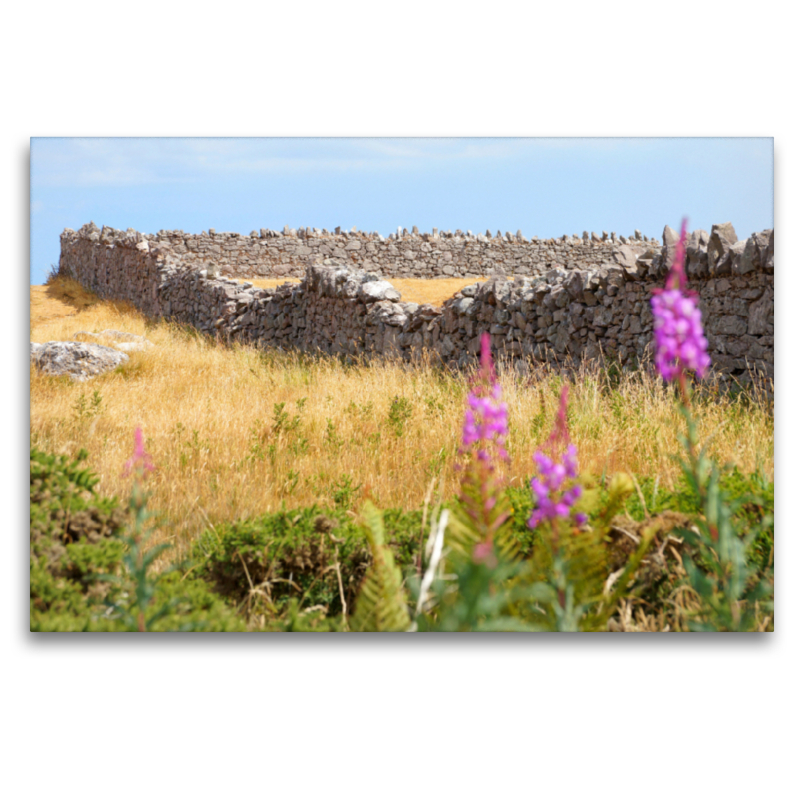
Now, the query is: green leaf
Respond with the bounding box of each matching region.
[350,502,412,632]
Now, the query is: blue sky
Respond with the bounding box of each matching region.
[29,137,773,285]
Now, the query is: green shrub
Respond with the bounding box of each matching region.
[30,447,129,630]
[30,446,244,632]
[193,504,424,621]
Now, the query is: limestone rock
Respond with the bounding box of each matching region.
[662,225,680,247]
[71,329,154,351]
[57,219,775,386]
[712,221,738,245]
[31,341,129,381]
[686,230,710,277]
[729,240,750,275]
[748,288,773,335]
[74,329,145,342]
[358,280,402,303]
[763,229,774,271]
[613,245,639,270]
[708,222,738,275]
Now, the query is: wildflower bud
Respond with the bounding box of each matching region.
[460,333,509,463]
[123,427,155,477]
[473,539,498,569]
[650,218,711,382]
[528,388,585,530]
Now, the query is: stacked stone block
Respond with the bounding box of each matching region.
[58,221,774,383]
[82,224,663,280]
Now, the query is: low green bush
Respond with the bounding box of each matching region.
[192,505,424,622]
[30,443,773,632]
[30,446,244,632]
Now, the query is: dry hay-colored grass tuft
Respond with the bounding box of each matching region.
[31,279,102,326]
[30,279,774,564]
[31,279,146,342]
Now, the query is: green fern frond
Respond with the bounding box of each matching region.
[350,502,411,632]
[448,463,518,561]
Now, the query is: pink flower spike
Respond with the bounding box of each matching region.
[650,218,710,383]
[479,331,496,383]
[459,331,508,464]
[667,218,689,291]
[547,385,571,455]
[123,426,155,477]
[473,539,498,569]
[528,391,584,531]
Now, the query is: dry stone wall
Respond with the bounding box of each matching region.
[99,224,663,280]
[58,221,774,383]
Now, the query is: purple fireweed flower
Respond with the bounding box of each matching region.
[459,333,511,561]
[123,427,155,477]
[528,445,587,529]
[650,218,711,382]
[461,332,509,463]
[528,386,586,530]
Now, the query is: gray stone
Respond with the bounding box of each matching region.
[662,225,680,247]
[31,341,129,381]
[708,222,738,275]
[713,316,748,336]
[57,219,774,384]
[730,240,751,275]
[763,229,774,271]
[686,230,710,277]
[712,221,738,245]
[74,329,144,342]
[613,245,639,270]
[748,289,773,335]
[358,281,402,303]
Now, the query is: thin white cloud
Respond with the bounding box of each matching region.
[32,137,550,187]
[31,136,773,190]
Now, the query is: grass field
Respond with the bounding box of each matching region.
[30,277,774,567]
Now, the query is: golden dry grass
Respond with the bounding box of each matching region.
[242,277,484,307]
[30,278,774,562]
[30,281,102,327]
